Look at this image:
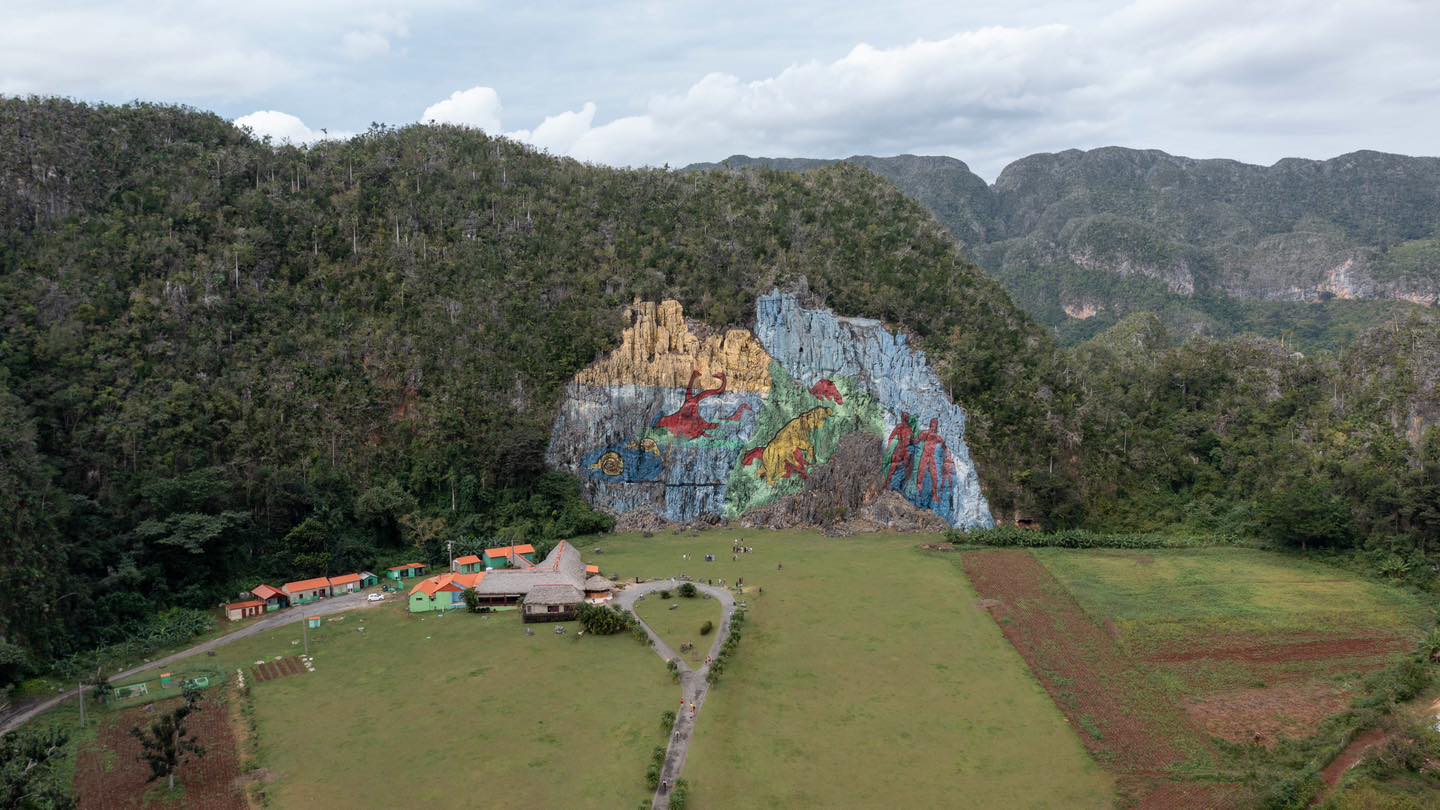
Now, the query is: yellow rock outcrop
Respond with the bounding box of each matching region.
[575,300,772,393]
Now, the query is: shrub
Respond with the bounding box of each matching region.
[678,582,697,598]
[577,604,634,635]
[699,621,713,635]
[659,590,672,599]
[661,710,676,728]
[669,778,690,810]
[947,527,1214,550]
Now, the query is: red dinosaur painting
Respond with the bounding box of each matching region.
[809,379,844,404]
[656,370,728,440]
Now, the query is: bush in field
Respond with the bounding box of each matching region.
[669,778,690,809]
[699,621,713,636]
[678,582,697,598]
[659,590,672,599]
[577,604,634,635]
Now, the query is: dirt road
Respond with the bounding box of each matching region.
[614,580,737,810]
[0,592,382,735]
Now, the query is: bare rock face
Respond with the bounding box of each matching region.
[547,291,995,530]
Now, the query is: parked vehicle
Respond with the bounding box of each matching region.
[367,593,385,602]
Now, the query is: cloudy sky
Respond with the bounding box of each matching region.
[3,0,1437,179]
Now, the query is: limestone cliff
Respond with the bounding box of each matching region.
[547,292,995,530]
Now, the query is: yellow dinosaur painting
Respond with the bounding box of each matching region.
[741,406,833,481]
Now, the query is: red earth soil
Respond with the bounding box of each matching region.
[74,698,245,810]
[1313,728,1388,806]
[962,550,1238,809]
[254,656,305,682]
[1186,681,1354,748]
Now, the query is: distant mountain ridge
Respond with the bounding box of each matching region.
[686,148,1440,345]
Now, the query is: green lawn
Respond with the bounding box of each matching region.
[591,529,1114,809]
[633,592,724,668]
[109,601,673,808]
[1034,548,1430,656]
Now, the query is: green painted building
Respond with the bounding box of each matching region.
[387,562,427,580]
[484,544,537,570]
[408,576,463,613]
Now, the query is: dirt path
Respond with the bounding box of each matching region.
[0,593,380,735]
[614,580,737,810]
[1311,728,1388,806]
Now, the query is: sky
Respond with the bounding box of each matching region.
[2,0,1437,180]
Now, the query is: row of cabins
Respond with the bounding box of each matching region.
[224,569,402,621]
[408,541,614,621]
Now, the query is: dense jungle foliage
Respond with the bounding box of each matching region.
[0,98,1061,676]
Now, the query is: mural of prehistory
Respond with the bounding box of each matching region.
[547,291,994,529]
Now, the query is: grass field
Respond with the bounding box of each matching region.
[590,529,1114,809]
[1035,548,1429,660]
[972,546,1436,805]
[633,592,724,668]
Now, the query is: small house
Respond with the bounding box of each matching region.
[408,575,463,613]
[251,584,289,612]
[359,571,380,588]
[225,600,266,621]
[283,576,333,604]
[522,584,583,622]
[585,565,601,576]
[453,554,484,574]
[484,544,537,570]
[387,563,428,580]
[584,575,615,604]
[328,572,363,594]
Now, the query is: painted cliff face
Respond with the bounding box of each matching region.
[546,292,994,529]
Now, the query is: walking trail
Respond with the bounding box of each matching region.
[614,579,737,810]
[0,592,382,735]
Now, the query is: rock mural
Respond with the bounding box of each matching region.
[546,291,994,529]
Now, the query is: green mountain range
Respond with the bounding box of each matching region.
[689,149,1440,348]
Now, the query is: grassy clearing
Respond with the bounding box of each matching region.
[99,602,673,809]
[1035,547,1430,657]
[590,529,1114,809]
[633,593,723,668]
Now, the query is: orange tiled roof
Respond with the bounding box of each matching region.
[284,577,331,593]
[454,554,483,566]
[410,575,464,598]
[387,563,426,571]
[328,573,362,587]
[251,584,283,599]
[452,572,487,589]
[485,544,537,559]
[585,565,600,575]
[226,600,265,610]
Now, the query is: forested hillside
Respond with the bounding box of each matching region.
[692,150,1440,348]
[3,98,1437,687]
[0,98,1064,673]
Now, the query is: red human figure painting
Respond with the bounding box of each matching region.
[916,417,952,505]
[656,370,728,440]
[884,412,915,487]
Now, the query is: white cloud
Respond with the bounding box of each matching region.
[458,0,1440,178]
[507,102,598,155]
[233,110,350,144]
[420,86,503,132]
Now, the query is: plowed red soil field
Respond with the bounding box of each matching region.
[255,656,305,681]
[74,698,245,810]
[962,550,1243,809]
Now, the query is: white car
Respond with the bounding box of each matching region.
[367,593,385,602]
